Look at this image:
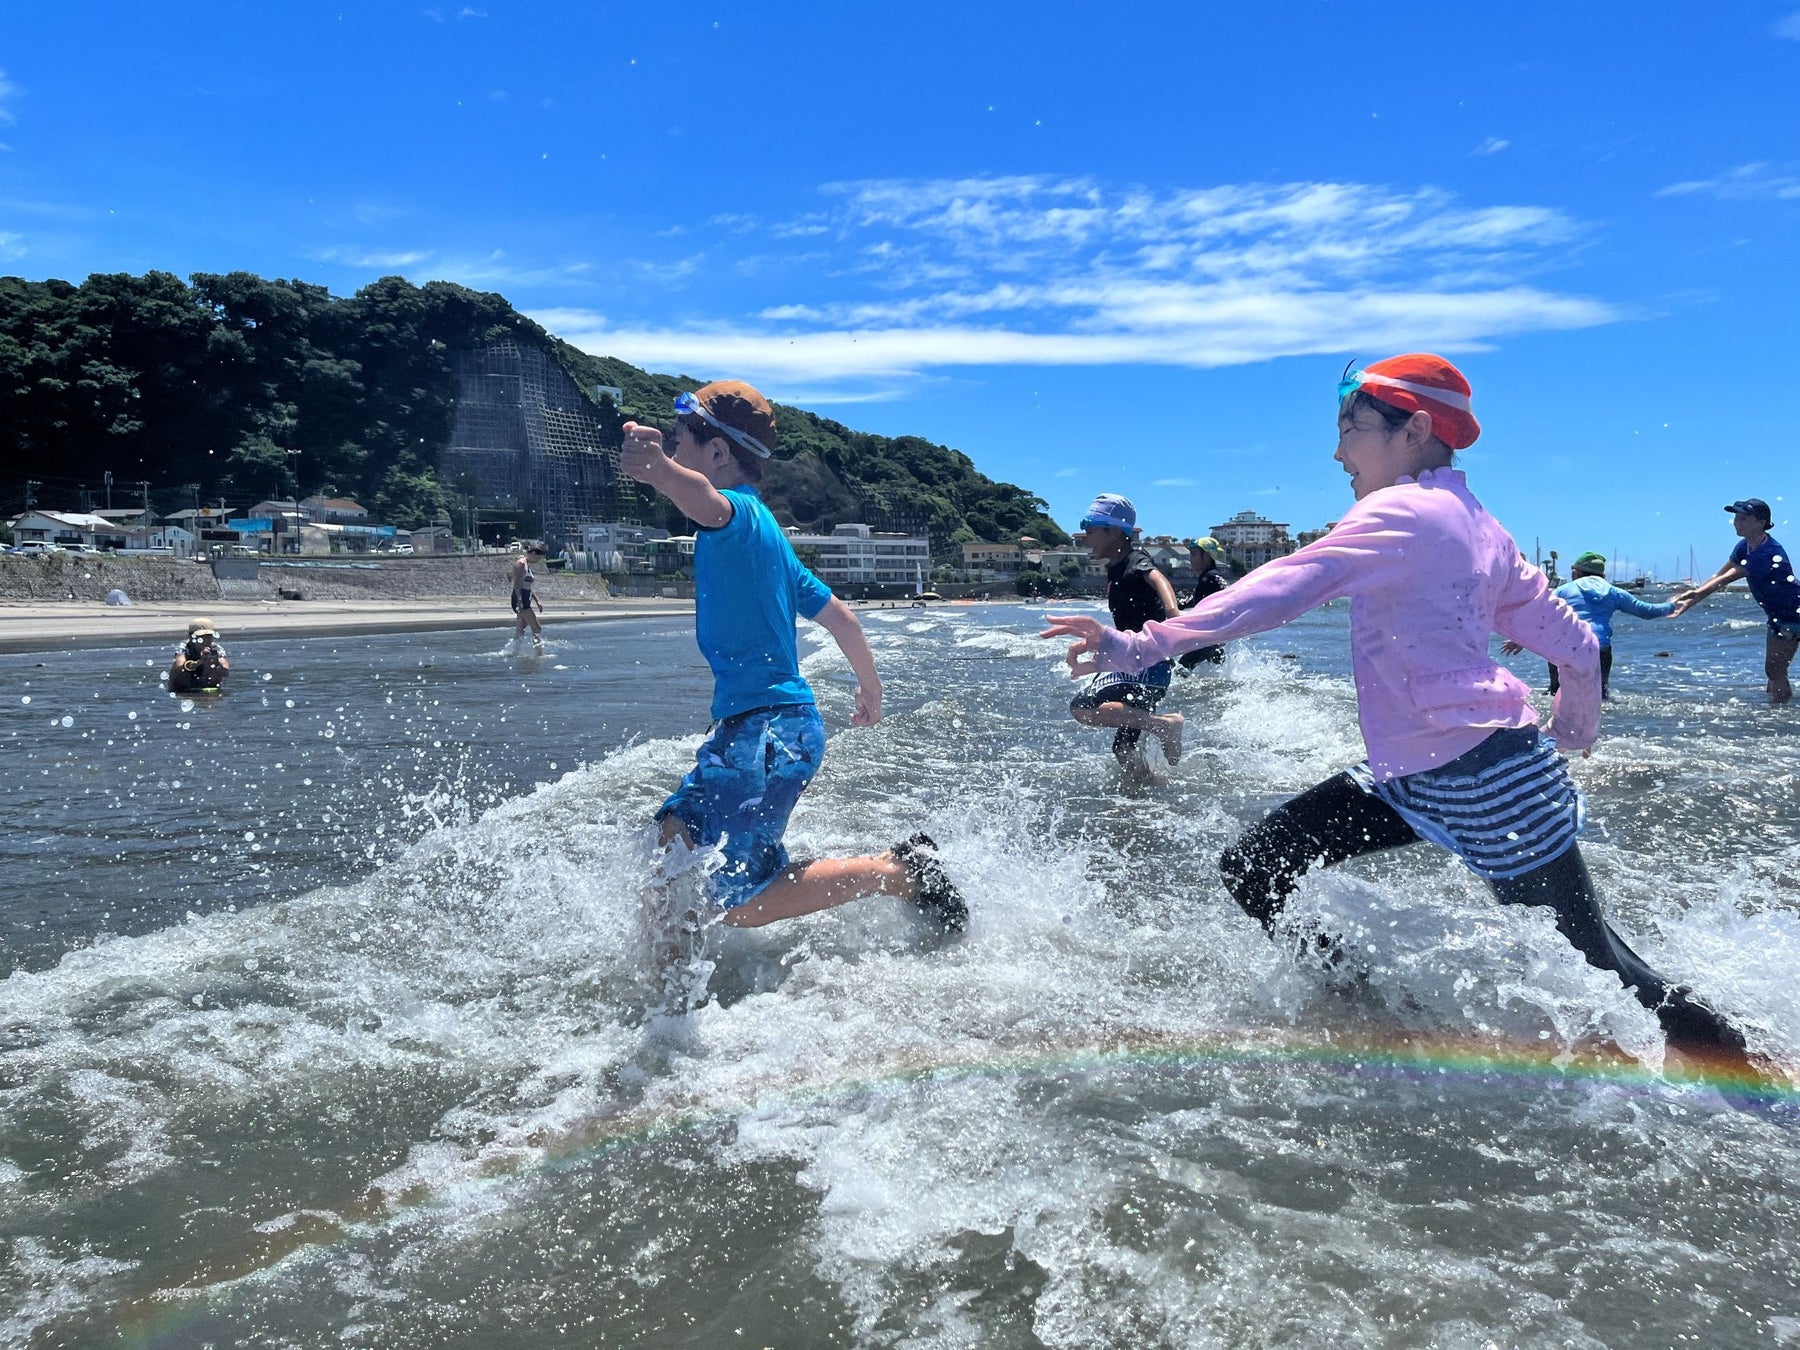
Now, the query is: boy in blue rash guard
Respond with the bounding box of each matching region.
[620,381,965,932]
[1674,498,1800,704]
[1503,551,1674,698]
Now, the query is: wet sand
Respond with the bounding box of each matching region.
[0,597,696,653]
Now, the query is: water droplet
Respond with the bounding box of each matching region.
[261,672,272,681]
[127,710,138,720]
[59,715,72,727]
[179,699,195,713]
[244,958,259,971]
[18,696,28,705]
[244,831,256,842]
[285,699,295,708]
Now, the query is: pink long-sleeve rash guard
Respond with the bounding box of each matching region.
[1092,468,1601,780]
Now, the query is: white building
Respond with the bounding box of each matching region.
[786,523,931,589]
[1209,510,1295,570]
[580,522,671,573]
[9,510,120,547]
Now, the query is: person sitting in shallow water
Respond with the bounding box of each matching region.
[169,618,229,693]
[1502,551,1673,699]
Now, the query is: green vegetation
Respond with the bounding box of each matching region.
[0,270,1066,544]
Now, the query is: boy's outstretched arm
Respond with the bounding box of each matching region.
[620,422,734,529]
[811,597,883,726]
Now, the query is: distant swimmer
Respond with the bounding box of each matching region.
[1176,536,1234,672]
[1065,494,1185,773]
[510,546,546,651]
[169,617,229,695]
[1671,498,1800,705]
[1501,551,1673,699]
[620,381,966,935]
[1043,355,1754,1071]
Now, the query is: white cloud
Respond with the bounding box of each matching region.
[1152,478,1200,487]
[0,69,19,125]
[532,175,1616,392]
[1775,11,1800,39]
[1656,162,1800,201]
[1473,137,1510,156]
[1052,467,1080,478]
[0,231,24,260]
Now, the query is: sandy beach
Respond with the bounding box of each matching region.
[0,596,696,653]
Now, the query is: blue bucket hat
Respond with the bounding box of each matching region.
[1079,493,1137,533]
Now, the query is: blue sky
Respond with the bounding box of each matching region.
[3,1,1797,575]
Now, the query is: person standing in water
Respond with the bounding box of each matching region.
[1671,498,1800,705]
[1043,355,1752,1069]
[1177,536,1234,672]
[620,380,966,933]
[1065,494,1185,771]
[1501,551,1674,698]
[510,546,545,650]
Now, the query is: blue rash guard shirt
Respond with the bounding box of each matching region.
[1729,535,1800,626]
[1552,576,1674,648]
[694,486,834,721]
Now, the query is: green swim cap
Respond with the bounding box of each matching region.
[1572,551,1607,574]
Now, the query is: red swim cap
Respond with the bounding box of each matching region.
[1352,354,1481,450]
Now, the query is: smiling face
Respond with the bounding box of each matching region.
[1733,510,1769,541]
[1333,398,1438,500]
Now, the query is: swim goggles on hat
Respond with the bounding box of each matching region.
[672,390,772,459]
[1337,365,1472,412]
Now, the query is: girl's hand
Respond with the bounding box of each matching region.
[1498,640,1524,656]
[1040,614,1107,676]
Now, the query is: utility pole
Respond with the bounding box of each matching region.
[139,481,151,516]
[103,471,113,510]
[24,480,38,510]
[79,489,94,512]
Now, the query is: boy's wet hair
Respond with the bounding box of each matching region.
[678,413,765,483]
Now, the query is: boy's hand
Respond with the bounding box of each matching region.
[1498,639,1524,656]
[620,422,671,484]
[851,683,882,727]
[1040,613,1107,676]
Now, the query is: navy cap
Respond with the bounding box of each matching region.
[1725,498,1772,522]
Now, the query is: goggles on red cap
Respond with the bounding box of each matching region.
[1337,368,1473,413]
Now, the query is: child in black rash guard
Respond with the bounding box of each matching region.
[1065,494,1185,770]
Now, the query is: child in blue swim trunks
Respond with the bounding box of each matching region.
[620,380,965,931]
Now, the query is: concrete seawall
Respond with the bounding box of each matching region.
[0,554,615,604]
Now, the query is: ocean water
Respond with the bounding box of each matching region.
[1,597,1798,1348]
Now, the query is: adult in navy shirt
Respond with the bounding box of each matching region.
[1674,498,1800,704]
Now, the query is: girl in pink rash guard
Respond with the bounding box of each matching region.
[1043,355,1752,1071]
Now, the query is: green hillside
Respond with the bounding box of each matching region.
[0,271,1066,545]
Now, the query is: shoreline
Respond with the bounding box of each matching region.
[0,597,697,654]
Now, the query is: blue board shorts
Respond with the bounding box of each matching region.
[656,703,826,909]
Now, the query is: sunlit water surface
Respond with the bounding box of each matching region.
[2,598,1798,1348]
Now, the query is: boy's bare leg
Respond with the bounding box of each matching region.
[722,855,913,928]
[655,816,916,929]
[1071,702,1184,764]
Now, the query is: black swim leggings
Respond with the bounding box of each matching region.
[1548,645,1612,697]
[1217,772,1746,1057]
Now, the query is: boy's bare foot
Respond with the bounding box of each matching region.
[1156,713,1184,766]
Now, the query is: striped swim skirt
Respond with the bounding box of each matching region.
[1347,727,1585,881]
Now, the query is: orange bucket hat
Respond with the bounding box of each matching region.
[1343,354,1481,450]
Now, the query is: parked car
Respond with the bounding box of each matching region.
[63,544,103,556]
[393,544,414,555]
[8,542,64,557]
